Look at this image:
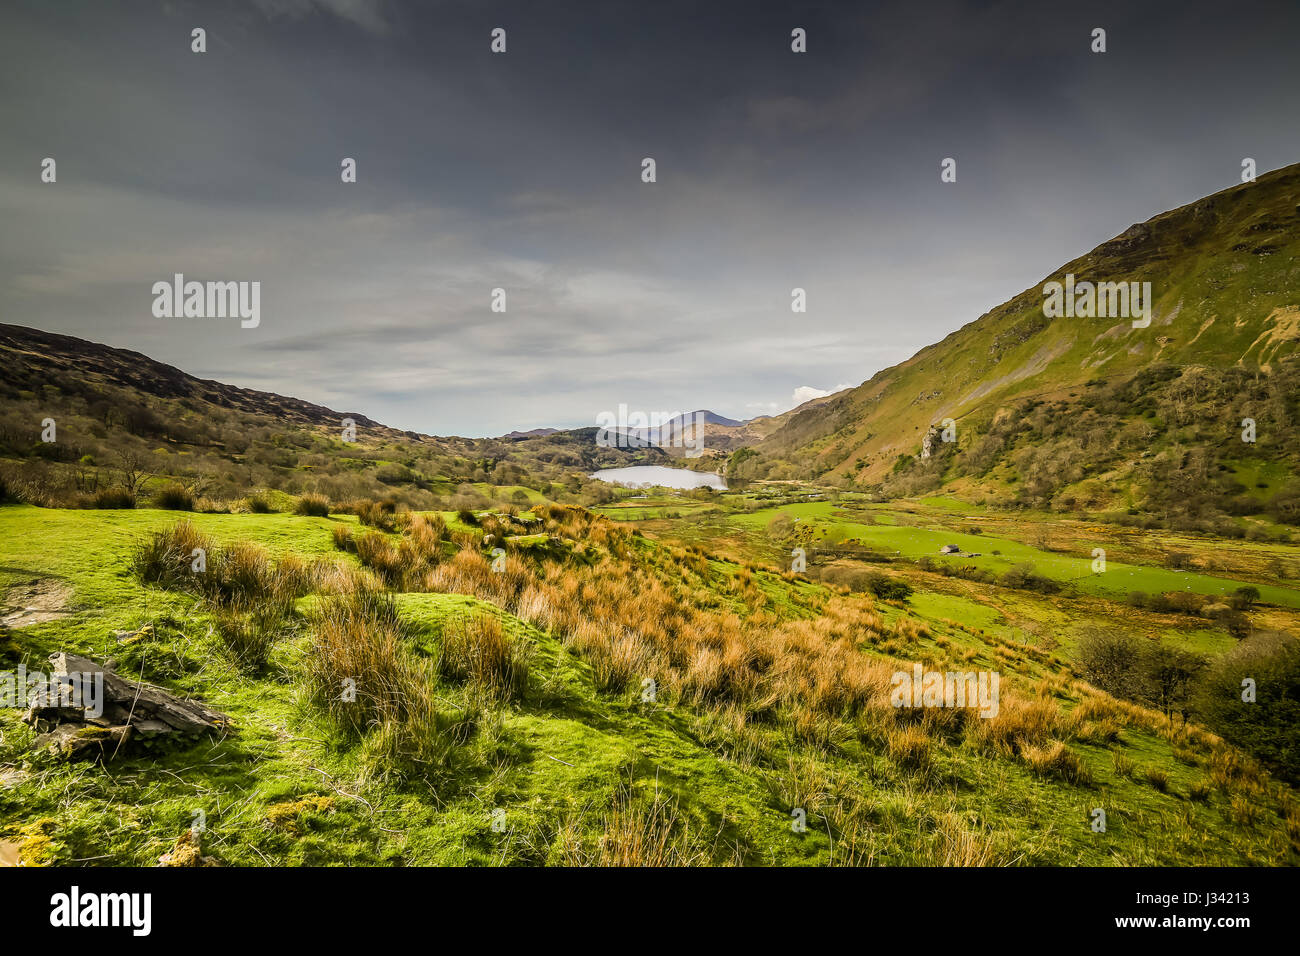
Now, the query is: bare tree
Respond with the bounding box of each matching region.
[115,449,153,495]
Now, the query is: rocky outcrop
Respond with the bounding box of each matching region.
[921,425,940,459]
[22,652,230,761]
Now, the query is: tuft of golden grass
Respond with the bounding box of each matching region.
[886,724,933,772]
[332,524,354,551]
[1112,752,1137,779]
[438,612,531,703]
[294,492,331,517]
[555,781,723,867]
[969,695,1060,757]
[1021,741,1091,785]
[932,812,1011,867]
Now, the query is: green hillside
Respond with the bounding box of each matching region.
[747,164,1300,526]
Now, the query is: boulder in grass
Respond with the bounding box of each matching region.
[21,652,230,761]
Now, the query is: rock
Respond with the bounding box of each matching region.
[22,652,230,761]
[158,830,220,867]
[112,624,154,644]
[921,426,939,459]
[41,723,132,761]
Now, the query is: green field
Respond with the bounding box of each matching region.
[726,501,1300,607]
[1,498,1296,867]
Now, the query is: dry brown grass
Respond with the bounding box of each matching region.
[887,724,933,772]
[932,812,1012,866]
[307,505,1119,794]
[555,785,721,867]
[968,695,1061,757]
[438,612,530,703]
[294,492,330,517]
[1021,741,1091,785]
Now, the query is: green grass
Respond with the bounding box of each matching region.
[0,501,1295,867]
[727,501,1300,608]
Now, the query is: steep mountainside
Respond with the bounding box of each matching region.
[755,164,1300,493]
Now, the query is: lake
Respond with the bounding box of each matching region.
[589,465,727,490]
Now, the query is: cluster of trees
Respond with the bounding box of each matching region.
[1079,629,1300,784]
[1078,629,1207,723]
[1123,586,1258,638]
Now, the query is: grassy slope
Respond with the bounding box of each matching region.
[758,163,1300,481]
[1,503,1295,866]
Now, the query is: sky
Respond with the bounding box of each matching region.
[2,0,1298,437]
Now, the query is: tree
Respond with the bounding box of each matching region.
[1230,586,1261,611]
[114,449,153,496]
[1139,644,1206,723]
[1193,633,1300,784]
[1076,629,1143,698]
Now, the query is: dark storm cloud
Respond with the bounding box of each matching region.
[2,0,1298,435]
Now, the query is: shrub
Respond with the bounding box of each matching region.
[155,483,195,511]
[246,493,273,514]
[91,487,136,509]
[295,493,330,517]
[1229,585,1260,610]
[866,572,912,602]
[766,513,795,540]
[1076,629,1143,699]
[1193,632,1300,784]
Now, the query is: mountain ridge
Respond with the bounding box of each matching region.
[751,162,1300,487]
